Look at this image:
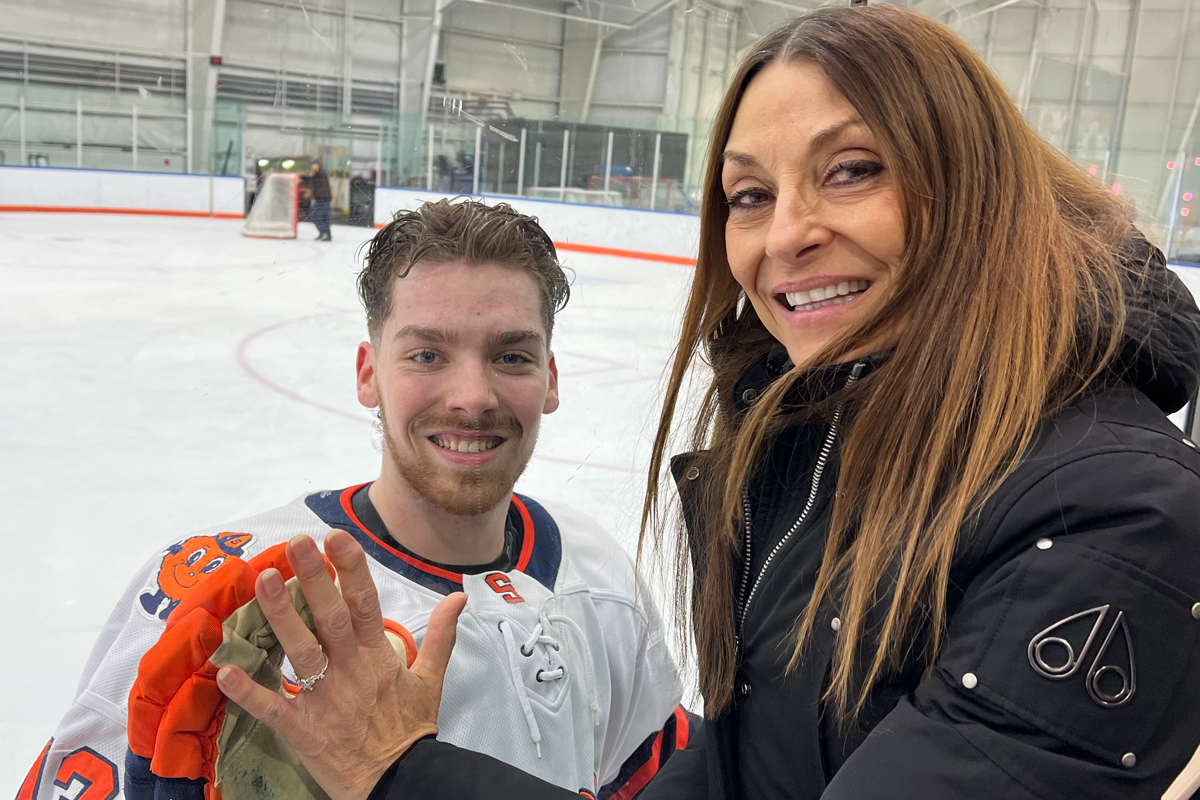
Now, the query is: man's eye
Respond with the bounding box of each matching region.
[499,353,530,366]
[411,350,438,365]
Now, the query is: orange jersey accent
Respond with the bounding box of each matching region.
[138,532,254,621]
[16,740,52,800]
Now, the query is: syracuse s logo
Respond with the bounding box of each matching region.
[1027,604,1136,708]
[485,572,525,604]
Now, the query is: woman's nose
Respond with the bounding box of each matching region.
[764,193,833,266]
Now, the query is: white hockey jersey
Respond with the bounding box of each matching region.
[19,486,690,800]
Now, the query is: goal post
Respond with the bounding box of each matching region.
[242,172,300,239]
[525,186,624,206]
[586,175,680,211]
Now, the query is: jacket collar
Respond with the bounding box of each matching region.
[731,344,889,414]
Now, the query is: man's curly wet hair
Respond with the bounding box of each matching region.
[358,198,570,342]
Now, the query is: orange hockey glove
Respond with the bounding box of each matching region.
[125,539,418,800]
[127,543,306,782]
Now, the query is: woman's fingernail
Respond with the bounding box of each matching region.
[261,568,284,597]
[290,535,319,562]
[328,529,351,555]
[216,666,235,688]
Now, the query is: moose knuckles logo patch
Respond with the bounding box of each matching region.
[1027,604,1137,708]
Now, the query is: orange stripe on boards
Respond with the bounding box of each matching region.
[0,205,243,219]
[553,241,695,266]
[371,221,695,267]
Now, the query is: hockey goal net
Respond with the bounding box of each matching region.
[586,175,681,212]
[525,186,624,206]
[242,172,300,239]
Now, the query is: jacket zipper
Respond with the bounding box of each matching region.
[737,361,865,636]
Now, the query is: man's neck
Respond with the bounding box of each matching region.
[367,471,510,566]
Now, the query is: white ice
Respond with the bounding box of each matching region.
[2,212,1198,790]
[0,212,695,788]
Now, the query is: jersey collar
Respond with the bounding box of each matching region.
[304,484,562,596]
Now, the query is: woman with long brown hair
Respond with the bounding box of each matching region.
[631,5,1200,798]
[209,6,1200,799]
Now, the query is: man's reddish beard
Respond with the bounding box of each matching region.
[379,411,533,517]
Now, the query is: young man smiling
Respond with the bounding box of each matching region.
[20,199,692,800]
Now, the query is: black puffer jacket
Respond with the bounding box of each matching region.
[641,237,1200,800]
[372,239,1200,799]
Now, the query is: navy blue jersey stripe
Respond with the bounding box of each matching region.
[513,493,561,591]
[305,488,563,596]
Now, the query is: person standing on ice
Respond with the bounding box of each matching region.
[16,199,695,800]
[308,159,333,241]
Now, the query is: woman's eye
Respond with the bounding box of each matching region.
[826,160,883,186]
[725,188,772,211]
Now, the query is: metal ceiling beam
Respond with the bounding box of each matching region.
[441,26,564,49]
[0,32,182,62]
[1155,0,1192,215]
[960,0,1034,22]
[234,0,432,24]
[1105,0,1143,179]
[581,26,604,119]
[749,0,813,14]
[604,0,681,40]
[342,0,354,114]
[420,0,446,134]
[456,0,633,28]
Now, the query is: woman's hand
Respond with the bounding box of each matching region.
[215,530,467,800]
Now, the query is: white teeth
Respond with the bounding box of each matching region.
[783,280,871,312]
[433,437,498,453]
[785,290,811,307]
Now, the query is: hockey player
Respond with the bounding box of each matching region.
[17,199,693,800]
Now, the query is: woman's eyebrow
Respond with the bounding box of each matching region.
[721,150,760,169]
[721,116,868,170]
[809,116,867,153]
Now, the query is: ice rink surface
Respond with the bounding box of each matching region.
[0,212,695,788]
[3,212,1199,789]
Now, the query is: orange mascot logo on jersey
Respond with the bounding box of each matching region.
[138,532,255,620]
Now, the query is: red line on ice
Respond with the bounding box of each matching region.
[236,314,635,474]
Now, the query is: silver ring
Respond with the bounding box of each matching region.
[292,654,330,692]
